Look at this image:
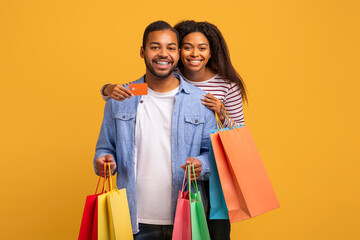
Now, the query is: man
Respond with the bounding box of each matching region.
[94,21,216,239]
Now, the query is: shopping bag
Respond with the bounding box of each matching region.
[208,132,229,220]
[79,164,106,240]
[106,166,133,240]
[188,164,210,240]
[91,197,98,240]
[212,106,280,223]
[97,191,113,240]
[79,194,99,240]
[172,167,191,240]
[96,163,119,240]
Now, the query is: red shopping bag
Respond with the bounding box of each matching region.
[212,106,279,223]
[172,167,191,240]
[79,194,99,240]
[79,165,109,240]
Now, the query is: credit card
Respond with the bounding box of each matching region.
[129,83,148,95]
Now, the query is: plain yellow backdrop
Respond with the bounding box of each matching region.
[1,0,359,239]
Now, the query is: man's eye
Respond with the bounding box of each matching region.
[151,46,159,50]
[169,47,176,51]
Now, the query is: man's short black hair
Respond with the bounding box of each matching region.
[142,21,180,49]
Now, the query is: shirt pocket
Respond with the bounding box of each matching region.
[184,115,205,145]
[114,112,135,142]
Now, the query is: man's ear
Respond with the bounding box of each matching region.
[140,46,144,58]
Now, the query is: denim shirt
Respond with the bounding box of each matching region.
[94,73,217,234]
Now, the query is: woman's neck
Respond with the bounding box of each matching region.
[181,67,216,82]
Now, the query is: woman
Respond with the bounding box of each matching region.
[102,20,247,240]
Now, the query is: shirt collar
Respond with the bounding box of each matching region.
[174,72,190,94]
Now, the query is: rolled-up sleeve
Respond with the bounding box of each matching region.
[93,100,117,175]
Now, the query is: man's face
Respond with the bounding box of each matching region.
[140,29,179,79]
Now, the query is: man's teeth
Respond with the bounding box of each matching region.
[156,61,170,66]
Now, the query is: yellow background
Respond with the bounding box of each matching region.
[1,0,359,239]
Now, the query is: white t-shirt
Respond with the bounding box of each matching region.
[135,86,179,225]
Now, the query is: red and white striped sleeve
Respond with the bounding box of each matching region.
[222,82,245,126]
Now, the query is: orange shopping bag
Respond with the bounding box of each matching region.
[211,105,279,223]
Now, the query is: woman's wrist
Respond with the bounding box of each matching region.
[102,84,112,96]
[218,111,226,123]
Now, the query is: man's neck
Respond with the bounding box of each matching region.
[145,72,180,93]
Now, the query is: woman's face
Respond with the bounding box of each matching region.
[180,32,211,73]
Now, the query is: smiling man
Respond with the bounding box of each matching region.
[93,21,216,239]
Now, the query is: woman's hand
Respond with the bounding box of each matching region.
[104,84,133,101]
[201,93,225,123]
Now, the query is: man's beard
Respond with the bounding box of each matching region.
[144,58,177,79]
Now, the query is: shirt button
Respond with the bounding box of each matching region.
[140,100,144,103]
[195,120,198,123]
[122,115,125,119]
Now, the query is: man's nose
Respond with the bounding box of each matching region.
[159,48,169,57]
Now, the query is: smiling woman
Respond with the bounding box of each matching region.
[179,32,213,79]
[174,20,247,127]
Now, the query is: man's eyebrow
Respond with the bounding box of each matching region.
[148,42,177,47]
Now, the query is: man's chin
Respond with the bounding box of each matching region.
[154,71,173,78]
[148,68,175,79]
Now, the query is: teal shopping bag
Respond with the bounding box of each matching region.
[209,128,229,219]
[188,164,210,240]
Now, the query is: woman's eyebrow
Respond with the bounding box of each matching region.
[182,42,208,46]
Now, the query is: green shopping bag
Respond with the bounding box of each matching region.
[188,164,211,240]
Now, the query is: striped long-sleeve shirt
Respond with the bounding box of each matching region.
[178,72,245,126]
[101,71,245,126]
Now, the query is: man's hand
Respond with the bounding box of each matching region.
[95,154,116,176]
[104,84,134,101]
[180,157,202,181]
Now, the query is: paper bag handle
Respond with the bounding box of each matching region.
[188,164,199,202]
[215,103,239,132]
